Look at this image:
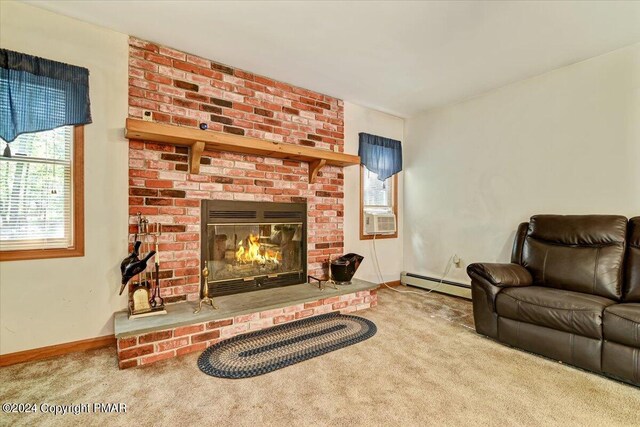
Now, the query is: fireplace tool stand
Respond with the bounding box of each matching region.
[194,266,217,314]
[127,213,166,319]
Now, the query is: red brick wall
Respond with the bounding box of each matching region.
[127,37,345,302]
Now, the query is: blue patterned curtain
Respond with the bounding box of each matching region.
[358,133,403,181]
[0,49,92,147]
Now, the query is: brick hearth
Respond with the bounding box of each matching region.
[127,36,346,303]
[115,282,378,369]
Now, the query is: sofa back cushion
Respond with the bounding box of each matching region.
[510,222,529,264]
[625,217,640,302]
[521,215,627,300]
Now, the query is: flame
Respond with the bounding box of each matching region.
[236,234,281,265]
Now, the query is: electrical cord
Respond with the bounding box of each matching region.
[371,232,456,296]
[371,233,474,329]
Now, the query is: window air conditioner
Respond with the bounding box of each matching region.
[364,212,396,235]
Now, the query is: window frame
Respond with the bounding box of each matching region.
[0,126,84,261]
[359,165,398,240]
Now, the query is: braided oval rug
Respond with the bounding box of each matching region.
[197,312,377,378]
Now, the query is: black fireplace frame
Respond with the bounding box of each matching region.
[201,200,307,297]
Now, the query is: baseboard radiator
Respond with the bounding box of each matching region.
[400,272,472,300]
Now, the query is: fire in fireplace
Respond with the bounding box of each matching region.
[201,200,307,297]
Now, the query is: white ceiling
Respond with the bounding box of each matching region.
[23,1,640,117]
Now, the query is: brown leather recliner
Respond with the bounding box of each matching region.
[467,215,639,386]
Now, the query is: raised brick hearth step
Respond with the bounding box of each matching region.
[114,279,378,368]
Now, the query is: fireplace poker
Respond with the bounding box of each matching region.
[141,217,149,285]
[137,215,152,294]
[149,243,156,307]
[146,222,156,308]
[154,223,164,307]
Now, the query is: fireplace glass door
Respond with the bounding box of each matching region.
[206,222,303,290]
[201,200,307,297]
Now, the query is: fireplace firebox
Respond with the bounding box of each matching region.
[201,200,307,297]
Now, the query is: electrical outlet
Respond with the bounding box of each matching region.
[453,254,461,268]
[142,110,153,122]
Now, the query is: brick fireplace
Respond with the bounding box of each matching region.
[127,37,345,303]
[116,37,382,369]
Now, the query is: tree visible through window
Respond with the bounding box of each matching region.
[0,126,83,259]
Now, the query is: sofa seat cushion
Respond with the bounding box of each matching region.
[496,286,615,339]
[603,304,640,348]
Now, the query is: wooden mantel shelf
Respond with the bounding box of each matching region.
[125,119,360,182]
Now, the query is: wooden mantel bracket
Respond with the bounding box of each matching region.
[190,141,205,174]
[124,119,360,181]
[309,159,327,184]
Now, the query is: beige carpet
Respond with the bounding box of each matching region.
[1,287,639,427]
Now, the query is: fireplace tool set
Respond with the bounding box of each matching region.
[119,213,166,318]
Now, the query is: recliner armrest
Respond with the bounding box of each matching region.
[467,263,532,287]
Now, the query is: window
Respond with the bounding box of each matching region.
[360,166,398,240]
[0,126,84,261]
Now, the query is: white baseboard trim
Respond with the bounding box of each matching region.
[400,272,472,299]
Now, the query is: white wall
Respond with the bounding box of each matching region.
[344,102,405,284]
[0,1,129,354]
[404,43,640,284]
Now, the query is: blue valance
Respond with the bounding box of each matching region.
[358,133,403,181]
[0,49,92,143]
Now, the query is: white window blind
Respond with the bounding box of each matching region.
[363,168,393,212]
[0,126,74,251]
